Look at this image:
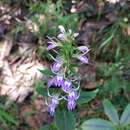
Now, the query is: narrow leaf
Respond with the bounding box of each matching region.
[0,107,18,126]
[77,89,98,105]
[39,69,55,77]
[81,118,116,130]
[103,99,119,124]
[99,34,114,49]
[120,104,130,126]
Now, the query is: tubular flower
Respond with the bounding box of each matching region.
[67,99,76,110]
[48,97,59,116]
[48,75,64,87]
[57,25,67,41]
[68,90,79,100]
[77,55,88,64]
[58,25,66,34]
[47,39,58,50]
[62,80,72,93]
[67,90,79,110]
[57,33,66,41]
[47,44,57,50]
[77,46,89,53]
[51,61,62,73]
[54,75,64,87]
[48,78,56,87]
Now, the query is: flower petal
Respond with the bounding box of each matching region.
[48,78,55,87]
[78,46,89,53]
[77,55,88,64]
[51,61,62,72]
[47,44,57,50]
[62,80,72,93]
[68,29,72,34]
[67,99,76,110]
[58,25,66,34]
[57,33,66,41]
[73,33,79,37]
[48,97,59,116]
[68,90,79,100]
[55,75,64,87]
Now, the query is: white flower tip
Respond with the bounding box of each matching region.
[69,29,72,34]
[74,33,79,37]
[58,25,66,33]
[71,7,77,13]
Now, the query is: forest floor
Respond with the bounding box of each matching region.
[0,0,130,130]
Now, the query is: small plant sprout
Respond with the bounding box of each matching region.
[43,25,89,116]
[81,99,130,130]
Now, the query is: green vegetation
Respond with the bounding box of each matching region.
[0,0,130,130]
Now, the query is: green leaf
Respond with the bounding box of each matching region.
[103,99,119,125]
[55,110,75,130]
[36,82,48,96]
[99,33,114,49]
[0,107,18,126]
[81,118,116,130]
[120,104,130,126]
[39,69,55,77]
[40,124,57,130]
[40,125,51,130]
[77,89,98,105]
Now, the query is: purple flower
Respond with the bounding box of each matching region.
[67,90,79,110]
[77,55,88,64]
[48,75,64,87]
[68,90,79,100]
[47,41,57,50]
[47,44,57,50]
[48,97,59,116]
[62,80,72,93]
[57,33,66,41]
[51,61,62,72]
[78,46,89,53]
[54,75,64,87]
[67,99,76,110]
[57,25,67,41]
[48,76,64,87]
[48,78,56,87]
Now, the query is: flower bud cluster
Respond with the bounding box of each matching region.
[47,25,89,64]
[48,75,79,116]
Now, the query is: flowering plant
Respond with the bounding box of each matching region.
[44,25,90,116]
[37,25,98,130]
